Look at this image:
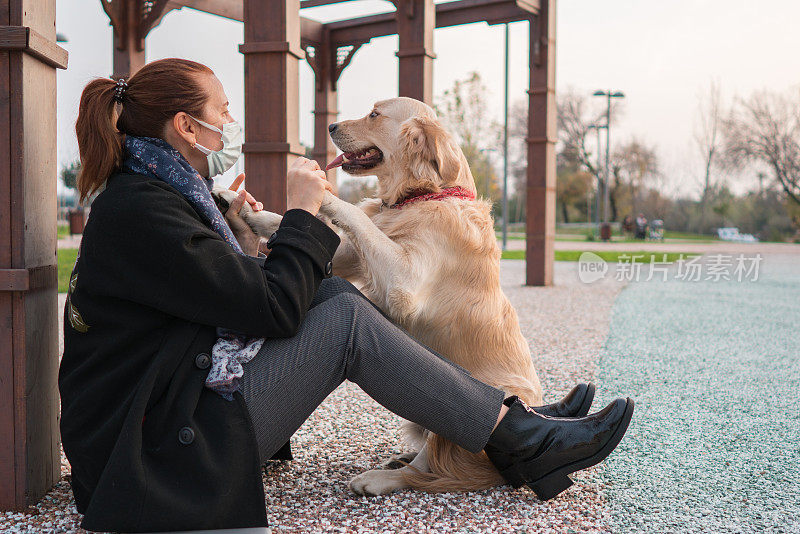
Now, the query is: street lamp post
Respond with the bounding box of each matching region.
[586,123,605,238]
[480,147,498,198]
[501,22,510,251]
[593,90,624,241]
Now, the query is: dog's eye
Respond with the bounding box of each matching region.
[369,111,379,118]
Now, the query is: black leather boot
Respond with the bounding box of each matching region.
[532,383,595,418]
[485,395,634,500]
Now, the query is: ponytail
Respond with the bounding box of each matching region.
[75,78,122,202]
[74,58,215,203]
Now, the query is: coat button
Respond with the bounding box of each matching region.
[325,261,333,277]
[195,352,211,370]
[266,232,277,248]
[178,426,195,445]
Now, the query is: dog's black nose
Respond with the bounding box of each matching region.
[328,123,338,133]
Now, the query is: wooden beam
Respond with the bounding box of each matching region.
[300,16,324,47]
[140,0,174,41]
[525,0,556,286]
[165,0,537,46]
[167,0,242,20]
[437,0,539,26]
[169,0,538,50]
[0,266,57,292]
[168,0,339,47]
[326,11,394,45]
[0,26,68,69]
[241,0,304,213]
[396,0,435,104]
[300,0,364,7]
[327,0,538,46]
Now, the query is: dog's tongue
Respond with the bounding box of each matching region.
[325,154,346,171]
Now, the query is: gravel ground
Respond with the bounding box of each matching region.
[595,253,800,533]
[4,260,626,533]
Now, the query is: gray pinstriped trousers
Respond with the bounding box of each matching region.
[239,277,506,463]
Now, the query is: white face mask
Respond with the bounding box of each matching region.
[189,114,243,178]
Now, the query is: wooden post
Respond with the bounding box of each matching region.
[0,0,68,510]
[395,0,435,104]
[308,33,339,186]
[102,0,175,80]
[525,0,556,286]
[112,0,144,79]
[241,0,304,213]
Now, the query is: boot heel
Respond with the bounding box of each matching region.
[527,472,573,500]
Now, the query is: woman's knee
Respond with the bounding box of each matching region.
[326,291,367,312]
[312,276,364,308]
[320,276,359,295]
[324,291,388,326]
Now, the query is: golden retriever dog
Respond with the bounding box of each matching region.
[213,97,542,496]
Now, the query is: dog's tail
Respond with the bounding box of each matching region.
[401,380,540,492]
[401,434,505,491]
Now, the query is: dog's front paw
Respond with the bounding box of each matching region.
[211,186,239,215]
[245,210,283,238]
[211,187,282,238]
[349,468,407,496]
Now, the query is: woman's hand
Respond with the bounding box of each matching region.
[225,190,261,257]
[230,173,263,212]
[287,157,333,216]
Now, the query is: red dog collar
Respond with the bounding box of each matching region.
[390,186,476,209]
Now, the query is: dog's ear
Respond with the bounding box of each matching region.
[399,116,464,189]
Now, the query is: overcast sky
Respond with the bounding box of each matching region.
[56,0,800,197]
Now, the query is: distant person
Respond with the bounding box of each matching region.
[622,214,634,235]
[635,212,649,240]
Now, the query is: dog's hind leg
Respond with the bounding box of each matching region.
[382,421,426,469]
[350,444,430,496]
[383,452,418,470]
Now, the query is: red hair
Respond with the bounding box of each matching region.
[75,58,214,202]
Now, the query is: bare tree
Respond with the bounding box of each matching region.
[723,89,800,205]
[610,140,659,220]
[557,91,625,219]
[504,91,625,222]
[556,165,593,223]
[435,72,502,201]
[506,99,530,220]
[694,81,724,209]
[558,92,604,180]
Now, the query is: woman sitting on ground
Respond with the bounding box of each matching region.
[59,57,634,532]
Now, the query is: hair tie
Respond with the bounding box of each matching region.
[113,78,128,103]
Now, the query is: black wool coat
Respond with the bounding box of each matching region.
[58,172,340,532]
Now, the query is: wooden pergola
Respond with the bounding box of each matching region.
[0,0,555,510]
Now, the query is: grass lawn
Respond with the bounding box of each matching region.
[57,223,70,239]
[58,248,78,293]
[663,230,718,241]
[502,249,699,262]
[496,230,719,243]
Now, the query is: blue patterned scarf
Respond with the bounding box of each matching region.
[122,135,245,255]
